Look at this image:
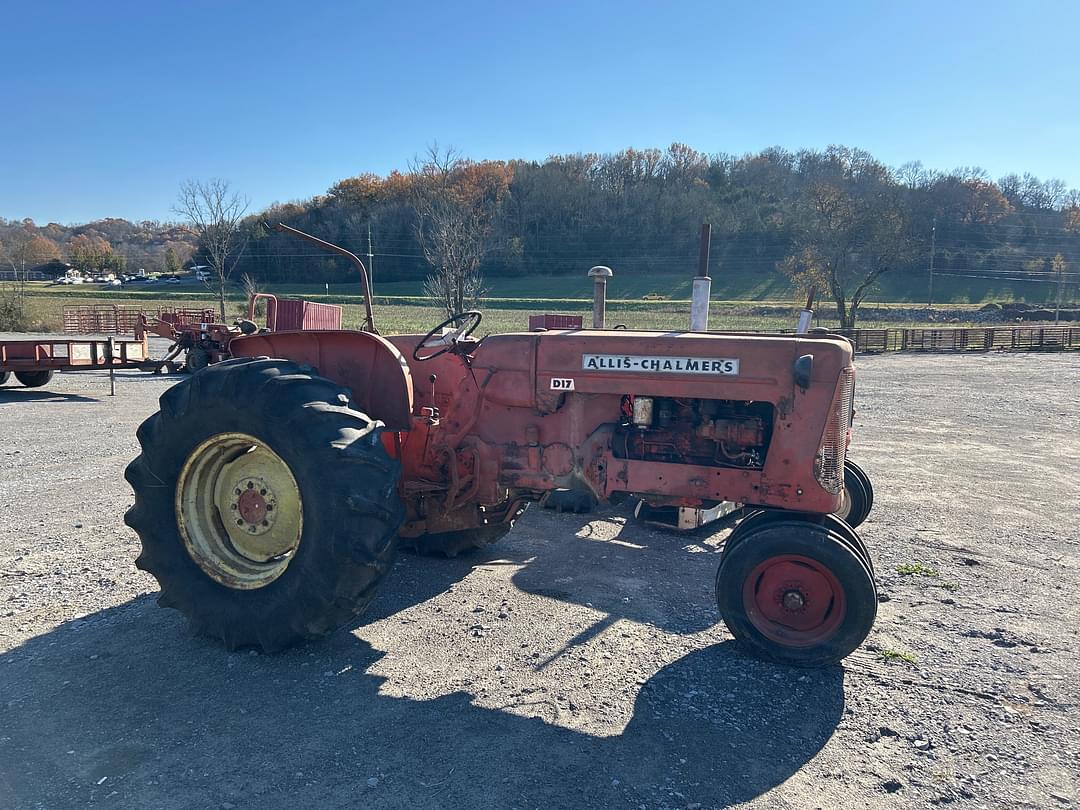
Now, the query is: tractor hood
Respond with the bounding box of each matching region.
[529,329,853,401]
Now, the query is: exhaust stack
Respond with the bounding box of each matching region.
[796,287,816,334]
[588,266,613,329]
[689,223,712,332]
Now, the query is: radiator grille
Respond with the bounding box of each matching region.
[815,367,854,494]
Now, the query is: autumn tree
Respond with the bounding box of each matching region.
[67,234,114,274]
[410,147,512,316]
[175,179,249,319]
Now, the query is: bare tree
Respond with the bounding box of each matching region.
[0,237,29,330]
[410,145,510,317]
[174,179,249,319]
[780,150,921,329]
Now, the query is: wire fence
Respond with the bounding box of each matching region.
[837,326,1080,354]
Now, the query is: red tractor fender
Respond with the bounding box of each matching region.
[229,330,414,431]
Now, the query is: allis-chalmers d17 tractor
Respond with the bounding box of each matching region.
[125,225,876,667]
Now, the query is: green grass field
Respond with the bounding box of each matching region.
[19,286,986,335]
[21,260,1068,318]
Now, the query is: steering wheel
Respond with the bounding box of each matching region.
[413,311,483,362]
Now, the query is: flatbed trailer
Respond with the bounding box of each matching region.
[0,333,170,390]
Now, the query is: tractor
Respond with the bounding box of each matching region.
[125,224,877,667]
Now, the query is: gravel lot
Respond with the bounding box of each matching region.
[1,352,1077,809]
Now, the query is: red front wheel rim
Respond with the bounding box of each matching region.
[742,554,847,647]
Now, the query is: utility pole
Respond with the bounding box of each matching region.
[366,223,374,295]
[1055,258,1064,325]
[927,216,937,310]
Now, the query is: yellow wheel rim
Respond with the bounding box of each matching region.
[176,432,303,590]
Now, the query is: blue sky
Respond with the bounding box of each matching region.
[2,0,1078,224]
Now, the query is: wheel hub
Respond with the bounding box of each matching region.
[743,555,847,647]
[176,432,303,589]
[781,589,806,611]
[234,478,275,532]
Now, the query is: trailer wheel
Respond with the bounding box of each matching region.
[716,519,876,667]
[14,370,54,388]
[185,347,210,373]
[0,371,9,386]
[124,358,405,652]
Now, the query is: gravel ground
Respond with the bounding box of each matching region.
[1,352,1077,809]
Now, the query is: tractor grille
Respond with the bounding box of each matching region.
[815,367,854,494]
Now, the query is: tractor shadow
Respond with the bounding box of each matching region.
[0,598,844,810]
[377,503,734,667]
[507,503,732,631]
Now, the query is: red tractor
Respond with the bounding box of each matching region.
[125,225,876,667]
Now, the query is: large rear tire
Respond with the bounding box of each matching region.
[716,518,877,667]
[124,358,404,651]
[14,370,54,388]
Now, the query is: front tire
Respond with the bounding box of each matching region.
[716,518,877,667]
[834,460,873,528]
[14,370,54,388]
[124,358,404,651]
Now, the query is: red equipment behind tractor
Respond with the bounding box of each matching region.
[137,295,343,372]
[125,224,877,667]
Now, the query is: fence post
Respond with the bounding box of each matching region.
[108,337,115,396]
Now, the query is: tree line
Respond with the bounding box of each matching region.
[4,143,1079,328]
[228,144,1079,326]
[0,216,196,278]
